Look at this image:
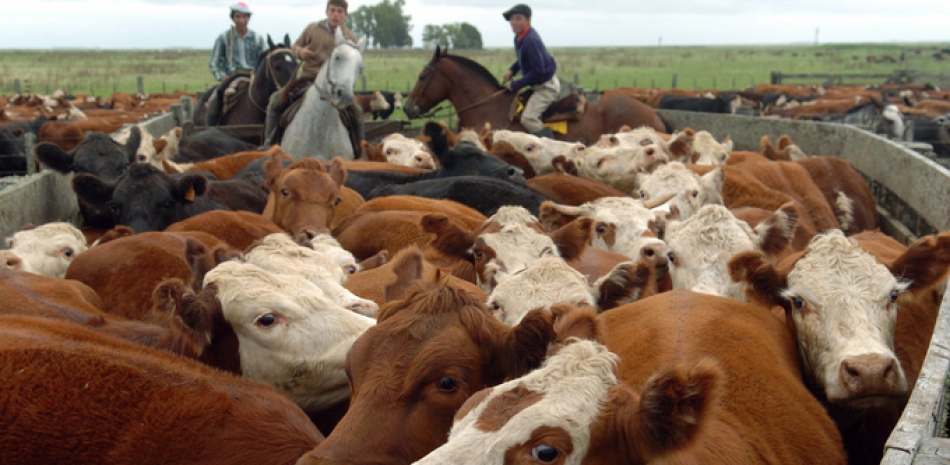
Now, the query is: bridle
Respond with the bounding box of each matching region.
[248,47,297,112]
[411,57,508,118]
[322,41,363,100]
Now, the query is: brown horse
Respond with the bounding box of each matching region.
[403,47,666,145]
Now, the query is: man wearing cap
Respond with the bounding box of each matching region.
[263,0,361,146]
[209,3,266,81]
[206,2,266,125]
[502,3,559,139]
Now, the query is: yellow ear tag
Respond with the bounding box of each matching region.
[184,186,196,202]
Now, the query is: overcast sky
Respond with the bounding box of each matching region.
[2,0,948,49]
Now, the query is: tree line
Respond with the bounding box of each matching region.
[344,0,482,50]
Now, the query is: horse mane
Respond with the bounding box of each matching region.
[441,54,503,90]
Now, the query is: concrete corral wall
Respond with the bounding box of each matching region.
[0,98,190,241]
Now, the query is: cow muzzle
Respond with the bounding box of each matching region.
[0,251,23,272]
[835,353,907,407]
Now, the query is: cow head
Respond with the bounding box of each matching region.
[411,314,722,465]
[363,133,437,169]
[688,131,733,165]
[663,203,797,300]
[264,153,345,239]
[298,283,557,465]
[203,259,376,413]
[637,162,724,219]
[491,129,585,177]
[730,231,950,409]
[35,132,136,182]
[1,222,87,279]
[471,223,560,292]
[575,144,666,194]
[72,163,214,233]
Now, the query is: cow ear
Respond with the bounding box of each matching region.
[362,141,385,162]
[668,132,694,160]
[630,359,722,459]
[549,216,592,261]
[382,248,425,304]
[421,213,474,259]
[423,121,450,161]
[593,260,657,311]
[754,202,798,256]
[124,126,143,158]
[152,278,214,353]
[728,250,788,311]
[701,167,724,204]
[551,304,605,345]
[95,226,134,245]
[328,157,347,187]
[183,237,238,293]
[539,201,582,232]
[888,233,950,294]
[721,136,734,153]
[72,173,115,207]
[34,142,75,173]
[490,308,556,384]
[263,150,285,190]
[358,249,388,271]
[174,173,208,203]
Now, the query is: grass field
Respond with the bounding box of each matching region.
[3,42,950,98]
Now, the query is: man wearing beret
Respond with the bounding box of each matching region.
[206,2,266,125]
[501,4,559,139]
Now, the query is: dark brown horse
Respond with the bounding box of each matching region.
[403,47,666,145]
[206,34,298,126]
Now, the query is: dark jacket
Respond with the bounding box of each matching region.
[508,27,556,92]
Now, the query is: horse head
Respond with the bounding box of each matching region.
[317,27,366,109]
[404,46,448,119]
[257,34,297,91]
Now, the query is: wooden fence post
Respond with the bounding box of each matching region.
[750,77,754,88]
[693,77,697,89]
[24,132,37,175]
[361,75,367,92]
[672,74,678,89]
[14,79,21,95]
[137,76,144,95]
[732,77,736,90]
[713,77,717,89]
[573,73,579,85]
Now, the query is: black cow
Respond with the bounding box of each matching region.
[0,126,26,175]
[905,114,950,157]
[234,121,525,198]
[659,95,734,114]
[72,163,267,233]
[174,127,251,163]
[366,175,552,217]
[35,131,141,228]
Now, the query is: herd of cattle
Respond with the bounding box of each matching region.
[607,82,950,156]
[1,93,949,464]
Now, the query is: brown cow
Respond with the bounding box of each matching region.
[38,120,85,151]
[296,283,558,465]
[0,315,323,465]
[165,210,283,251]
[263,153,348,239]
[527,172,628,206]
[355,196,487,231]
[731,230,950,465]
[165,146,286,180]
[411,294,847,464]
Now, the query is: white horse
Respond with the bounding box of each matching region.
[283,28,366,160]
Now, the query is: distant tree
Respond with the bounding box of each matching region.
[344,0,412,49]
[422,24,449,48]
[345,6,376,46]
[454,22,482,50]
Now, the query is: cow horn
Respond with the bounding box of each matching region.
[642,193,676,209]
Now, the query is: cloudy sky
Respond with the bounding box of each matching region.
[2,0,947,49]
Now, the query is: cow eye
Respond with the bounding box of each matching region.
[473,250,484,260]
[526,145,536,152]
[334,197,342,206]
[667,252,676,263]
[638,190,647,199]
[890,290,900,303]
[255,313,278,327]
[792,297,805,309]
[491,301,501,311]
[595,224,607,234]
[61,248,74,258]
[721,154,728,161]
[531,445,559,462]
[280,189,290,198]
[691,190,699,198]
[640,139,652,146]
[437,377,458,393]
[385,148,393,155]
[163,200,176,209]
[345,265,357,274]
[137,155,147,162]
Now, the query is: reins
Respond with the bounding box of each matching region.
[248,47,297,113]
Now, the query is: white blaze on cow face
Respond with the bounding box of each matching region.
[473,223,560,293]
[574,197,666,262]
[484,206,541,229]
[243,233,379,317]
[689,131,733,165]
[781,231,908,407]
[412,339,619,465]
[379,133,436,169]
[492,129,586,176]
[205,260,375,412]
[1,223,87,279]
[638,162,723,219]
[487,257,595,325]
[664,204,795,301]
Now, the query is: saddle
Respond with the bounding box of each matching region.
[509,90,586,127]
[221,76,251,115]
[271,76,363,158]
